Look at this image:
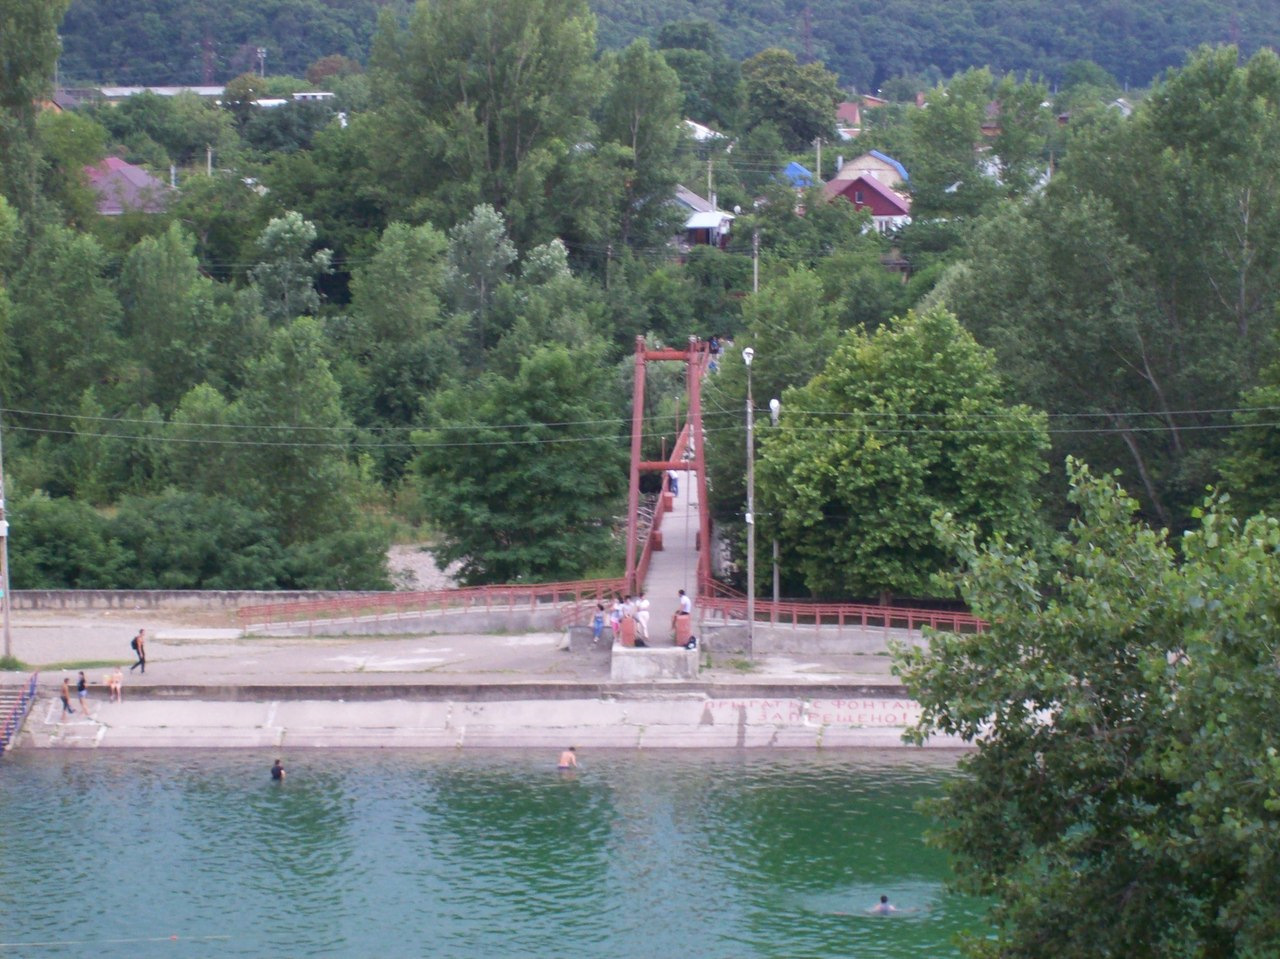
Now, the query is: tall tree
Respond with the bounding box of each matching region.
[8,225,123,414]
[741,48,841,151]
[0,0,70,221]
[368,0,598,243]
[229,316,358,544]
[756,306,1048,601]
[444,203,517,359]
[248,210,332,324]
[597,39,684,248]
[945,47,1280,528]
[898,461,1280,958]
[118,223,229,410]
[412,344,626,584]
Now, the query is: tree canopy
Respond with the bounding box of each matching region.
[897,460,1280,957]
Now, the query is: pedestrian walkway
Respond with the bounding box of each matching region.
[642,466,701,642]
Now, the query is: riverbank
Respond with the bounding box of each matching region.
[3,607,962,750]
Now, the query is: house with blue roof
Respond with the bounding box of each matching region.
[781,161,815,188]
[829,150,909,189]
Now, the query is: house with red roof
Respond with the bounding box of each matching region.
[83,157,172,216]
[823,173,911,233]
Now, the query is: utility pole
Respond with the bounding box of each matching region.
[257,46,267,78]
[0,413,11,660]
[752,229,760,294]
[743,348,756,657]
[814,137,822,179]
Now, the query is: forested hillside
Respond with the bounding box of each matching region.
[59,0,1280,90]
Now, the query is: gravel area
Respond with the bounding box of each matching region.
[387,545,459,591]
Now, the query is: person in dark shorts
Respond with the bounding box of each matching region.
[60,677,76,718]
[129,629,147,673]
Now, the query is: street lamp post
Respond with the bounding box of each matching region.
[743,347,755,656]
[769,398,781,610]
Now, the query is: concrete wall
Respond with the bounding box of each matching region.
[23,688,963,750]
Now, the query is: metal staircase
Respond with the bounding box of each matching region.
[1,673,39,753]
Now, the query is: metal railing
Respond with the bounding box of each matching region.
[239,579,630,632]
[1,673,39,753]
[697,588,985,634]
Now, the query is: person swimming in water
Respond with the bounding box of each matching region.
[868,895,897,915]
[558,747,579,769]
[271,759,286,781]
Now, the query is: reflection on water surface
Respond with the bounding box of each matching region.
[0,749,985,958]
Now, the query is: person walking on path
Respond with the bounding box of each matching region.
[59,678,76,719]
[77,671,90,714]
[635,593,651,643]
[129,629,147,673]
[591,603,606,644]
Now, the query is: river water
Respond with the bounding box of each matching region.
[0,749,985,958]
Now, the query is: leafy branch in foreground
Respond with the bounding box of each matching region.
[897,458,1280,958]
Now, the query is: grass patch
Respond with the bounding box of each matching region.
[0,655,30,671]
[725,657,760,673]
[41,660,128,673]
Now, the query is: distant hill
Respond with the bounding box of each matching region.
[58,0,1280,91]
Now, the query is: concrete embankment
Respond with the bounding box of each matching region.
[5,603,963,752]
[24,683,951,750]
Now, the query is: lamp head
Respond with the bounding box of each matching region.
[742,347,754,367]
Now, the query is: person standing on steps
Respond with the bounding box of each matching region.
[77,671,90,715]
[635,592,651,644]
[129,629,147,673]
[591,603,606,644]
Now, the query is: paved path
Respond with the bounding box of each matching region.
[642,467,701,641]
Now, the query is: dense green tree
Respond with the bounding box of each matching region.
[34,109,107,225]
[898,461,1280,958]
[229,316,361,544]
[902,68,1001,220]
[367,0,599,244]
[1217,364,1280,518]
[703,267,845,532]
[7,490,129,588]
[118,223,230,410]
[411,344,627,584]
[945,47,1280,528]
[248,210,332,323]
[444,204,516,358]
[168,171,270,282]
[8,225,124,414]
[111,491,286,589]
[597,40,684,248]
[340,220,463,478]
[741,48,841,151]
[655,19,742,129]
[756,306,1048,601]
[0,0,70,221]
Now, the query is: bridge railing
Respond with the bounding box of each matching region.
[239,579,629,631]
[696,576,984,634]
[1,673,39,753]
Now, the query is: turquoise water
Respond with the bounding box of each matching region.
[0,749,985,958]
